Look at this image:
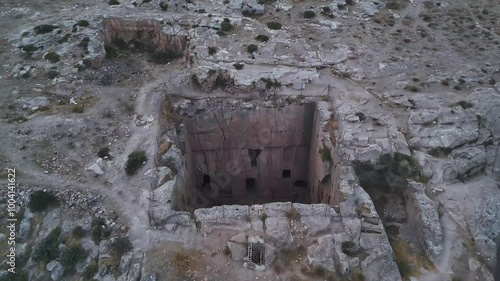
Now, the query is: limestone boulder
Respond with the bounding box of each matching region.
[307,235,337,273]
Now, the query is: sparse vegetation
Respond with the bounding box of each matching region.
[34,24,58,34]
[77,20,90,27]
[304,10,316,19]
[454,100,473,109]
[247,44,258,54]
[172,251,200,276]
[82,260,99,279]
[0,271,29,281]
[386,1,401,9]
[109,237,133,259]
[125,150,147,175]
[208,46,217,55]
[233,63,244,70]
[220,18,233,32]
[286,207,300,221]
[78,37,90,49]
[21,44,38,53]
[29,190,59,212]
[223,244,231,256]
[108,0,120,5]
[47,70,59,79]
[159,1,168,11]
[91,217,111,245]
[255,34,269,42]
[404,85,419,92]
[44,52,60,63]
[319,145,332,162]
[453,85,462,91]
[72,105,85,113]
[260,77,281,89]
[72,226,85,238]
[267,22,282,30]
[60,243,87,270]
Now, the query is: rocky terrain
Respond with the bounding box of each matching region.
[0,0,499,281]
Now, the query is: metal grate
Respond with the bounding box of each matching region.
[248,242,265,266]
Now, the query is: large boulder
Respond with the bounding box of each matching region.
[406,181,443,263]
[307,235,337,273]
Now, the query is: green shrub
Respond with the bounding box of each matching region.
[304,10,316,19]
[150,50,183,64]
[47,70,59,79]
[21,44,38,52]
[78,37,90,49]
[386,1,400,9]
[72,105,84,113]
[109,0,120,5]
[60,243,87,270]
[32,227,61,263]
[255,34,269,42]
[247,44,258,54]
[319,145,331,162]
[110,237,133,259]
[267,22,282,30]
[29,190,59,212]
[159,1,168,11]
[82,260,99,279]
[77,20,90,27]
[455,100,473,109]
[45,52,60,63]
[220,19,233,32]
[125,150,147,175]
[34,24,58,34]
[208,46,217,55]
[72,226,85,238]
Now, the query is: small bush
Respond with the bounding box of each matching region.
[208,46,217,56]
[345,0,354,5]
[286,207,300,221]
[247,44,258,54]
[267,22,282,30]
[72,105,84,113]
[441,80,449,86]
[29,190,59,212]
[105,46,118,59]
[405,85,419,92]
[321,6,331,14]
[108,0,120,5]
[386,1,400,9]
[304,10,316,19]
[220,19,233,32]
[125,150,147,175]
[319,145,331,162]
[21,44,38,52]
[34,24,58,34]
[233,63,244,70]
[82,260,99,279]
[355,112,366,121]
[77,20,90,27]
[32,227,61,263]
[453,85,462,91]
[255,34,269,42]
[159,1,168,11]
[47,70,59,79]
[60,243,87,270]
[110,237,133,259]
[72,226,85,238]
[44,52,60,63]
[78,37,90,49]
[455,100,473,109]
[98,147,111,158]
[172,251,199,276]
